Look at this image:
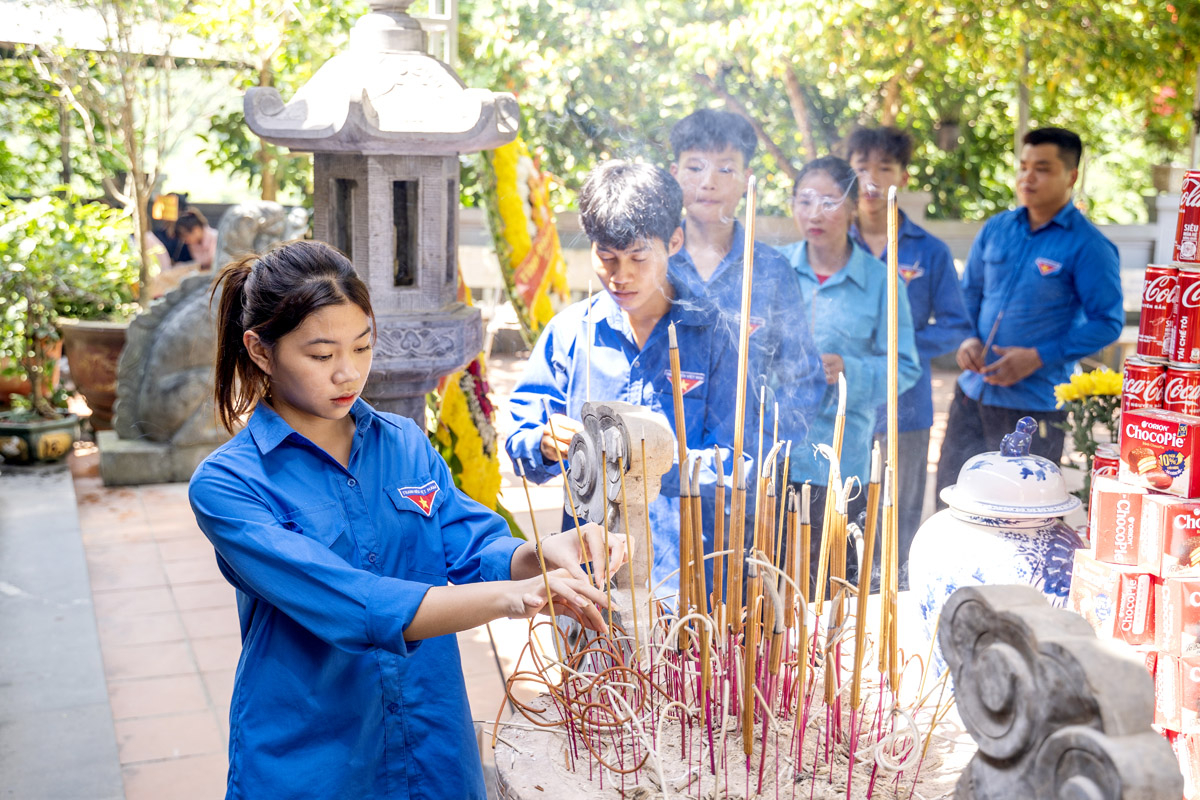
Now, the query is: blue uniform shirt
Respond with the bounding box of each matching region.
[852,213,973,433]
[778,239,922,487]
[957,202,1123,411]
[505,286,743,599]
[189,399,521,800]
[669,220,825,450]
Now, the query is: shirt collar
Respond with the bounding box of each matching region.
[794,239,871,290]
[1019,199,1077,232]
[247,397,374,454]
[676,219,748,281]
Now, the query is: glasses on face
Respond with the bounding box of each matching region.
[792,190,847,214]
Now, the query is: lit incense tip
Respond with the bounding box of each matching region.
[870,440,882,484]
[887,185,897,204]
[836,372,847,417]
[668,321,678,349]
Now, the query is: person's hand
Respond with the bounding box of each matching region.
[979,345,1043,387]
[956,337,985,372]
[820,353,844,384]
[538,522,630,589]
[539,414,583,463]
[508,568,609,632]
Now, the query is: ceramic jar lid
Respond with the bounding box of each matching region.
[939,416,1082,519]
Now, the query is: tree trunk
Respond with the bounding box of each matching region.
[260,142,278,201]
[58,100,72,188]
[879,73,902,127]
[1016,43,1030,161]
[782,65,817,164]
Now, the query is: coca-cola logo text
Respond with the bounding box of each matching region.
[1180,280,1200,310]
[1126,374,1165,399]
[1145,275,1179,306]
[1182,175,1200,209]
[1167,375,1200,404]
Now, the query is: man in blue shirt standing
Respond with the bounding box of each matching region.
[934,127,1124,504]
[847,126,972,586]
[667,110,825,462]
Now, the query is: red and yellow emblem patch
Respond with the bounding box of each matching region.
[399,480,440,516]
[664,370,705,395]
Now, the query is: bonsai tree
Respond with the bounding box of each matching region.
[0,195,138,419]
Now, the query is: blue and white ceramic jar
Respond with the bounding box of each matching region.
[909,418,1085,668]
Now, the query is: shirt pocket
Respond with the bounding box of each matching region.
[385,479,449,582]
[277,502,354,562]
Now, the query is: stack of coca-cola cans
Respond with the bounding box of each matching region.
[1127,170,1200,416]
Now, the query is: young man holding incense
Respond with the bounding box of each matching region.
[667,109,825,471]
[934,127,1123,505]
[505,159,743,602]
[847,126,972,587]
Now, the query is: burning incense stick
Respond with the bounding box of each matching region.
[799,482,811,604]
[668,323,692,641]
[617,465,641,658]
[731,175,757,470]
[728,458,747,636]
[640,438,656,632]
[883,186,901,690]
[783,487,799,630]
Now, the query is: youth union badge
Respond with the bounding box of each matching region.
[1035,257,1063,276]
[399,480,440,516]
[663,370,705,395]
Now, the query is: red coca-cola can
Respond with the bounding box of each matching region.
[1175,170,1200,265]
[1173,268,1200,365]
[1092,442,1120,479]
[1139,264,1179,362]
[1165,365,1200,416]
[1124,357,1166,413]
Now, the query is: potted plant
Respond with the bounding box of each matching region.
[0,196,137,462]
[51,199,141,430]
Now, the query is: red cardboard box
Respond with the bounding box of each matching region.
[1158,653,1183,731]
[1159,577,1200,654]
[1120,408,1200,498]
[1140,494,1200,577]
[1172,731,1200,800]
[1115,572,1157,646]
[1069,550,1123,637]
[1185,656,1200,733]
[1090,476,1148,565]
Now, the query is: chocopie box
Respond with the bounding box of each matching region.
[1158,652,1183,731]
[1185,655,1200,733]
[1159,577,1200,654]
[1171,731,1200,799]
[1069,550,1122,637]
[1120,408,1200,497]
[1089,476,1148,565]
[1141,495,1200,577]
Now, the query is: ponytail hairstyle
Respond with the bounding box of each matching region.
[211,239,375,433]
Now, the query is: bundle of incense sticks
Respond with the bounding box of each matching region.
[880,185,902,687]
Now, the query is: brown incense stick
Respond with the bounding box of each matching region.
[542,401,594,584]
[668,322,692,645]
[711,446,726,629]
[814,373,847,613]
[884,186,901,690]
[799,482,811,604]
[517,462,563,653]
[617,464,641,658]
[640,438,656,634]
[678,463,692,650]
[690,456,711,694]
[851,445,883,710]
[783,487,799,630]
[731,175,757,471]
[728,458,747,636]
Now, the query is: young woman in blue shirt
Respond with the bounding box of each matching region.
[188,239,622,800]
[776,157,921,590]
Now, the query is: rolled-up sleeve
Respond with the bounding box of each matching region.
[189,462,432,657]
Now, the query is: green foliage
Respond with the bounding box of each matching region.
[457,0,1200,222]
[179,0,366,201]
[0,195,139,415]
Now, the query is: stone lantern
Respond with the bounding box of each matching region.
[243,0,519,420]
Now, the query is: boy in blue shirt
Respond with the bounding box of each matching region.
[667,109,825,458]
[934,128,1123,505]
[506,160,743,602]
[847,126,972,585]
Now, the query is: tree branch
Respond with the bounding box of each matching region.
[781,64,817,163]
[694,71,798,181]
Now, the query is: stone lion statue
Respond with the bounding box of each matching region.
[112,202,309,453]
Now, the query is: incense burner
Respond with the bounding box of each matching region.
[909,417,1085,669]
